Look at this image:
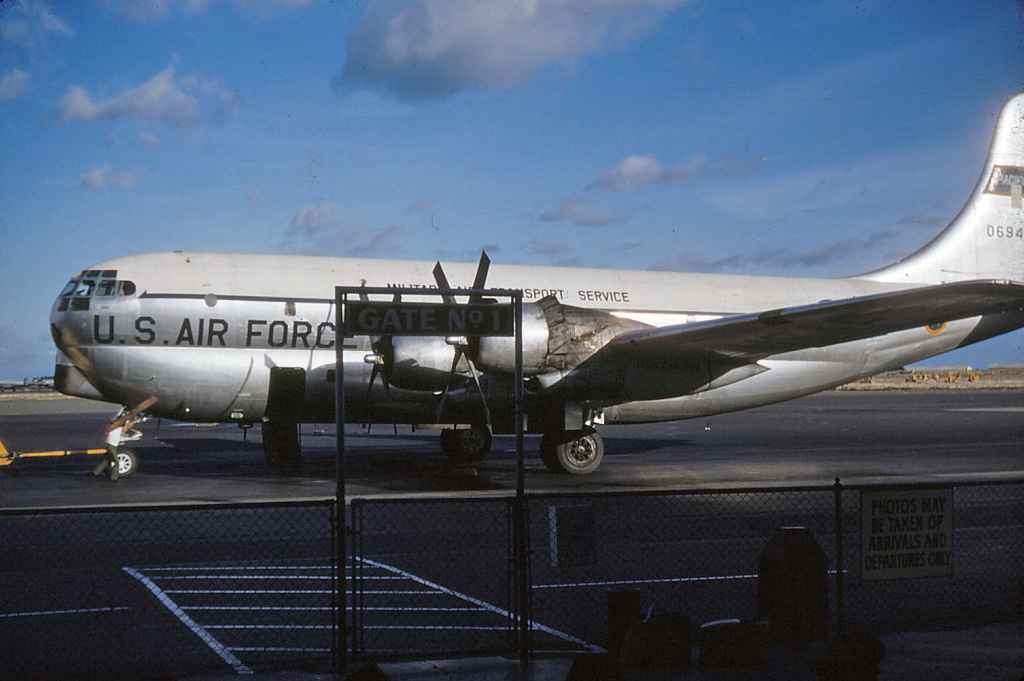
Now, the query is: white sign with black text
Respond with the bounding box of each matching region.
[861,487,953,580]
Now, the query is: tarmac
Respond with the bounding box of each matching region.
[179,621,1024,680]
[3,391,1023,680]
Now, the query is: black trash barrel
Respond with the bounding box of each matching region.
[757,526,828,645]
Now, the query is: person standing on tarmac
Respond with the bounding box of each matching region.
[94,409,134,481]
[93,397,155,481]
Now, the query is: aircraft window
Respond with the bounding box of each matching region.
[100,269,117,278]
[70,298,90,311]
[285,301,296,316]
[96,280,117,297]
[57,298,69,311]
[59,280,77,297]
[74,280,96,297]
[118,281,137,296]
[84,270,101,278]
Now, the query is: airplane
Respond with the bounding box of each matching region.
[49,92,1024,477]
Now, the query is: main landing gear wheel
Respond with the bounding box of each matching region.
[541,430,604,475]
[262,421,301,473]
[441,426,493,465]
[115,448,138,478]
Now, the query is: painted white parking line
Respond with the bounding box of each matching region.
[153,575,403,580]
[205,625,331,630]
[535,573,759,589]
[164,589,436,595]
[536,570,846,589]
[131,557,604,674]
[358,557,604,653]
[228,647,330,653]
[122,567,253,676]
[365,625,509,631]
[947,407,1024,412]
[142,565,368,571]
[185,606,335,611]
[0,606,131,618]
[184,606,485,612]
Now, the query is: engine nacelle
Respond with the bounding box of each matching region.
[475,303,550,375]
[475,296,650,379]
[386,336,463,391]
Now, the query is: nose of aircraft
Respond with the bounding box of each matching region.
[49,274,94,378]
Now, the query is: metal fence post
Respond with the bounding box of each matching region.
[330,500,338,673]
[513,293,529,676]
[334,288,348,675]
[834,476,845,636]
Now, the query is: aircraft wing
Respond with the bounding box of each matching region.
[598,279,1024,366]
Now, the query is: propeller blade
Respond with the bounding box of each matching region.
[432,261,456,305]
[363,361,380,431]
[435,346,463,423]
[468,250,490,304]
[465,356,491,428]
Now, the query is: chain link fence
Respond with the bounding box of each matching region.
[2,480,1021,678]
[842,481,1024,631]
[527,487,838,653]
[0,500,337,679]
[350,497,519,659]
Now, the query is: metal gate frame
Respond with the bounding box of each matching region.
[333,283,529,672]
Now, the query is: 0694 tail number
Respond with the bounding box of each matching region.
[986,224,1024,239]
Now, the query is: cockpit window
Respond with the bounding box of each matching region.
[56,271,126,311]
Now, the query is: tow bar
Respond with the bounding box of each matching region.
[0,439,108,467]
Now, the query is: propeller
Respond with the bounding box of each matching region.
[433,250,492,427]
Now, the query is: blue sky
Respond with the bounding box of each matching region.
[1,0,1022,378]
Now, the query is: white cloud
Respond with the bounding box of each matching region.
[79,164,140,191]
[57,64,239,127]
[288,200,338,238]
[284,202,405,257]
[590,153,706,191]
[339,0,686,98]
[526,239,572,257]
[179,73,240,119]
[37,5,73,35]
[0,1,73,45]
[347,225,403,257]
[538,195,626,227]
[103,0,313,20]
[138,131,161,146]
[0,68,30,101]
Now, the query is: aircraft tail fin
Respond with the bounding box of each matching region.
[862,92,1024,284]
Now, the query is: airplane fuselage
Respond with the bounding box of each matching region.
[50,251,1024,427]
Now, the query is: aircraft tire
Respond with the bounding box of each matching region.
[262,421,301,473]
[440,428,458,455]
[541,430,604,475]
[447,425,492,465]
[115,448,138,478]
